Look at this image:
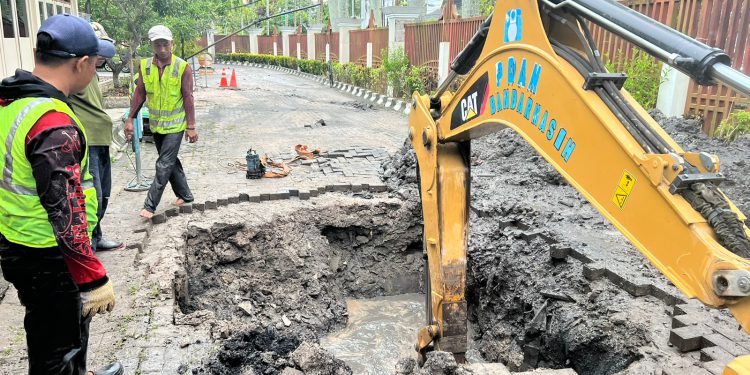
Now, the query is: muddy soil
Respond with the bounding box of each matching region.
[382,111,750,374]
[177,198,424,374]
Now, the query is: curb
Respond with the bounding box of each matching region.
[148,181,389,226]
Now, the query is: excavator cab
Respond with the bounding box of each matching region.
[409,0,750,373]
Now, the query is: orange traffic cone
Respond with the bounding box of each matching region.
[229,69,238,89]
[219,68,228,87]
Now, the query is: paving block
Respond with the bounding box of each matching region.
[193,203,205,212]
[673,314,708,328]
[260,193,271,201]
[205,200,218,210]
[217,198,228,206]
[670,324,714,352]
[333,183,351,192]
[239,193,250,202]
[549,244,571,260]
[309,189,319,197]
[179,205,193,214]
[582,263,606,281]
[325,184,335,192]
[299,190,310,200]
[369,183,388,192]
[270,190,290,200]
[249,194,261,203]
[228,196,239,204]
[165,208,179,217]
[703,333,750,356]
[350,183,363,192]
[287,188,299,197]
[700,346,735,362]
[151,213,167,224]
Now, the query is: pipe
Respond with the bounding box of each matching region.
[542,0,732,87]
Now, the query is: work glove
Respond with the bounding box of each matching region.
[80,278,116,318]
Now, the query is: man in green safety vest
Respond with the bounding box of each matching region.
[124,25,198,219]
[0,14,122,375]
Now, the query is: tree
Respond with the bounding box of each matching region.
[90,0,157,87]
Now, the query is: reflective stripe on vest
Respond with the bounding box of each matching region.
[140,55,187,134]
[0,97,98,248]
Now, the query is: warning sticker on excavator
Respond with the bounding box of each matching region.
[612,170,636,209]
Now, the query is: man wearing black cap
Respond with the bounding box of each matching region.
[0,14,122,375]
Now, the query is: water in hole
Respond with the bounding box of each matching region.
[321,293,424,374]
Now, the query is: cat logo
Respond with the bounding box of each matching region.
[461,92,479,121]
[504,8,523,43]
[450,72,489,129]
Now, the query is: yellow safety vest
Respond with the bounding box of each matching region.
[0,97,98,248]
[140,55,188,134]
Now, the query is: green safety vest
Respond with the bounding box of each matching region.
[0,97,98,248]
[140,55,188,134]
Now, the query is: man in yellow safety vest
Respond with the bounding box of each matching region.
[0,14,122,375]
[124,25,198,219]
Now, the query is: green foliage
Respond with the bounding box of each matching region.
[604,49,664,110]
[404,65,428,98]
[714,110,750,141]
[479,0,495,16]
[381,47,410,97]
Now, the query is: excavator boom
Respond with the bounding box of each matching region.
[410,0,750,373]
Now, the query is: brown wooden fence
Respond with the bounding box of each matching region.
[258,35,282,55]
[315,32,340,62]
[404,17,485,73]
[349,28,389,67]
[289,34,308,59]
[589,0,750,133]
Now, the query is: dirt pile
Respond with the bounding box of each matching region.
[178,199,424,374]
[382,112,750,374]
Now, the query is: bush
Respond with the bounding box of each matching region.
[605,49,665,110]
[381,47,410,97]
[714,110,750,141]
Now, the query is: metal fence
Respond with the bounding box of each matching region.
[315,32,340,62]
[404,17,484,74]
[349,28,389,67]
[589,0,750,133]
[197,35,250,54]
[289,34,308,59]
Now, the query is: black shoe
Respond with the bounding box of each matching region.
[90,362,124,375]
[96,239,124,251]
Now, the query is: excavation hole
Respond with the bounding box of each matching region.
[176,199,425,374]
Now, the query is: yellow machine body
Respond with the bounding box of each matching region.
[410,0,750,372]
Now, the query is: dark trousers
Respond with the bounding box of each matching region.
[143,131,193,212]
[89,146,111,251]
[0,239,90,375]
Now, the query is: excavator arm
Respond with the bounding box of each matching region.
[410,0,750,373]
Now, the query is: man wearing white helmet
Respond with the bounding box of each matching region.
[124,25,197,219]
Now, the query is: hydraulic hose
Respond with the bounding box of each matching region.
[547,9,750,260]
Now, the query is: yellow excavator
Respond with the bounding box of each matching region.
[409,0,750,373]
